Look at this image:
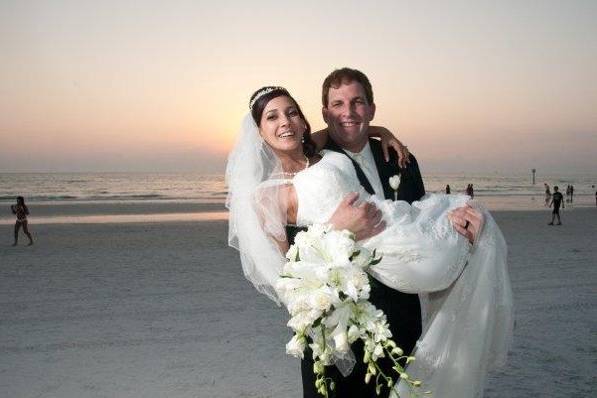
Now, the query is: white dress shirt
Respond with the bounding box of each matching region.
[345,142,385,197]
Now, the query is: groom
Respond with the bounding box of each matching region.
[299,67,484,398]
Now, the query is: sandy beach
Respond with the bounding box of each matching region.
[1,207,595,397]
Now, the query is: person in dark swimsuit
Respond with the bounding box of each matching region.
[11,196,34,246]
[548,186,564,225]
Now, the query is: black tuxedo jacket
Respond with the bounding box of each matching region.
[323,138,425,203]
[295,138,426,398]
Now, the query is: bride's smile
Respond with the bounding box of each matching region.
[259,96,307,153]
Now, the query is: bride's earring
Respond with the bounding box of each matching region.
[301,135,305,144]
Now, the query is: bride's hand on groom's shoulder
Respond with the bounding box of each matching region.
[369,126,411,168]
[327,192,385,240]
[448,204,484,244]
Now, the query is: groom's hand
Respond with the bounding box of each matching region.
[327,192,386,240]
[448,204,484,244]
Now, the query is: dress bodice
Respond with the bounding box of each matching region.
[292,151,367,226]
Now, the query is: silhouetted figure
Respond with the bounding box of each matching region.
[548,186,564,225]
[11,196,34,246]
[569,184,574,202]
[465,184,474,198]
[445,184,451,194]
[10,196,33,246]
[469,184,474,199]
[565,185,571,203]
[544,183,551,207]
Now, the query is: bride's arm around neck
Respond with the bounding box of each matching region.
[311,126,410,167]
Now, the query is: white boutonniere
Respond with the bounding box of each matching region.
[389,174,400,200]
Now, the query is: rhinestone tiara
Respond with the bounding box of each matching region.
[249,86,286,110]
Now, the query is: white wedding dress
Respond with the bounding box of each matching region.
[290,150,513,398]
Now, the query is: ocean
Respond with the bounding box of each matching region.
[1,172,595,224]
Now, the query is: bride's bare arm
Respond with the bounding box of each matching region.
[368,126,411,167]
[311,126,411,168]
[273,237,289,254]
[310,129,328,151]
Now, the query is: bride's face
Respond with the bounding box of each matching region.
[259,96,307,154]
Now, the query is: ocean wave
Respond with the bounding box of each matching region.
[0,195,79,202]
[0,194,174,202]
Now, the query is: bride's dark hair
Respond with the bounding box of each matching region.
[250,86,317,157]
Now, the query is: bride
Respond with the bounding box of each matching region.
[226,86,513,398]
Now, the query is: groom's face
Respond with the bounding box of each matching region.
[322,80,376,153]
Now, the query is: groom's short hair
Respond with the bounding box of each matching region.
[322,67,374,107]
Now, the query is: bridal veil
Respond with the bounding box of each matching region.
[225,114,289,305]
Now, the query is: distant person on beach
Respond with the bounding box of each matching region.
[569,184,574,202]
[548,186,564,226]
[470,184,474,198]
[565,185,570,202]
[465,183,474,198]
[544,183,551,207]
[11,196,34,246]
[446,184,451,194]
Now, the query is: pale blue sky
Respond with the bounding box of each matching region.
[1,0,596,173]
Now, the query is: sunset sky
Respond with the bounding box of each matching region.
[1,1,596,174]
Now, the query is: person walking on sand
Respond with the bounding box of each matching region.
[11,196,34,246]
[569,184,574,202]
[548,186,564,225]
[446,184,451,194]
[565,185,570,202]
[544,183,551,207]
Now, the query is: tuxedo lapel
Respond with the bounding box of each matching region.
[324,139,376,195]
[369,139,398,200]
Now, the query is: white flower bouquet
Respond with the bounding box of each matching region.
[276,224,422,397]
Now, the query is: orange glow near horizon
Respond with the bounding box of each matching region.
[1,2,596,173]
